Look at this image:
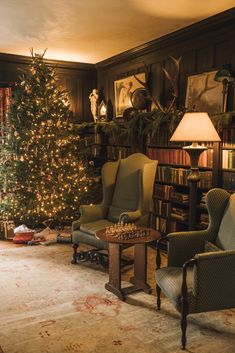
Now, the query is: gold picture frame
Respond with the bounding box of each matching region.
[185,70,223,114]
[114,73,145,117]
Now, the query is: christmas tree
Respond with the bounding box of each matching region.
[0,49,97,227]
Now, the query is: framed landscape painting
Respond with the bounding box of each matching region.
[114,72,145,117]
[185,70,223,114]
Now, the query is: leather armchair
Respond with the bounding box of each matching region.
[72,153,158,264]
[156,188,235,350]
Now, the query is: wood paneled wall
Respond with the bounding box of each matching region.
[96,8,235,118]
[0,53,97,122]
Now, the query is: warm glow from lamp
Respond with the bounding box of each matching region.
[170,112,221,145]
[170,112,221,183]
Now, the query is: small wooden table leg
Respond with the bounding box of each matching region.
[105,243,125,300]
[130,243,152,294]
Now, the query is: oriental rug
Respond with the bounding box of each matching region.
[0,244,234,353]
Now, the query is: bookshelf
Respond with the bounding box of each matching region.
[150,184,173,237]
[221,123,235,191]
[90,117,235,236]
[93,126,131,163]
[145,121,234,235]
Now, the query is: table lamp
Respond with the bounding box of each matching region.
[170,112,221,229]
[214,65,235,113]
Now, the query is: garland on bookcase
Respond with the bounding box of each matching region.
[76,55,234,146]
[76,110,234,149]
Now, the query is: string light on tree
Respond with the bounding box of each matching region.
[0,49,100,227]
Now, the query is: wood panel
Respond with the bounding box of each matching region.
[0,53,97,122]
[96,8,235,118]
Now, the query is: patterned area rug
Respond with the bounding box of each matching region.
[0,244,234,353]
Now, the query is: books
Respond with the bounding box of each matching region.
[222,171,235,191]
[171,207,189,221]
[147,147,213,168]
[222,149,235,169]
[171,191,189,204]
[156,166,212,189]
[199,213,209,229]
[154,184,173,200]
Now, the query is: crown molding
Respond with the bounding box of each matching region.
[0,52,96,72]
[96,7,235,69]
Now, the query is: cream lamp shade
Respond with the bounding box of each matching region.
[170,112,221,143]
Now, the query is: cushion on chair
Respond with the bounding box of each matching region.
[155,267,197,313]
[215,193,235,250]
[204,241,221,253]
[80,219,114,236]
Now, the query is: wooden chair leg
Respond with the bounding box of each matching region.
[156,284,161,310]
[71,243,79,264]
[181,305,188,350]
[181,259,196,350]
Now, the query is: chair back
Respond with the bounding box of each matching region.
[107,153,157,222]
[215,193,235,250]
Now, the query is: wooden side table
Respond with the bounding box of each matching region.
[96,228,160,301]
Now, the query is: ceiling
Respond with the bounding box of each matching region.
[0,1,234,64]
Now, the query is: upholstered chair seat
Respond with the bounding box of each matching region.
[156,188,235,350]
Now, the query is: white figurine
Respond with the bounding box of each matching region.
[89,89,99,122]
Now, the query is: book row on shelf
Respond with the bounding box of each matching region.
[150,212,188,235]
[154,184,191,203]
[221,127,235,147]
[147,131,214,149]
[147,130,171,146]
[222,171,235,191]
[106,146,131,161]
[147,147,213,168]
[200,192,207,208]
[151,185,210,235]
[156,166,212,189]
[199,213,209,229]
[92,145,131,161]
[222,149,235,169]
[171,207,189,221]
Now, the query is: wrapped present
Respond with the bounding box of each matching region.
[13,224,35,244]
[0,220,15,239]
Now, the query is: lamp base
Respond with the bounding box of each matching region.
[183,144,207,230]
[183,145,207,182]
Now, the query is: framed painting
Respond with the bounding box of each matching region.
[114,72,145,117]
[185,70,223,114]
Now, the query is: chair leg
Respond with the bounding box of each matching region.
[71,243,79,264]
[181,299,188,350]
[156,285,161,310]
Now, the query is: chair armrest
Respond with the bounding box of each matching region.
[72,204,107,231]
[193,250,235,311]
[156,236,169,269]
[119,209,142,223]
[168,229,209,267]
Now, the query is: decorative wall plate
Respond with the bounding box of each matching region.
[131,88,149,110]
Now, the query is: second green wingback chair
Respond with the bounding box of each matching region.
[156,188,235,350]
[72,153,158,265]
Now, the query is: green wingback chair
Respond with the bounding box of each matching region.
[72,153,158,264]
[156,188,235,350]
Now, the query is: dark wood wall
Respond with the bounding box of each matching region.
[0,53,97,122]
[96,8,235,118]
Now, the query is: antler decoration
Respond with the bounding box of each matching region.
[163,56,181,112]
[134,57,181,112]
[134,63,164,111]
